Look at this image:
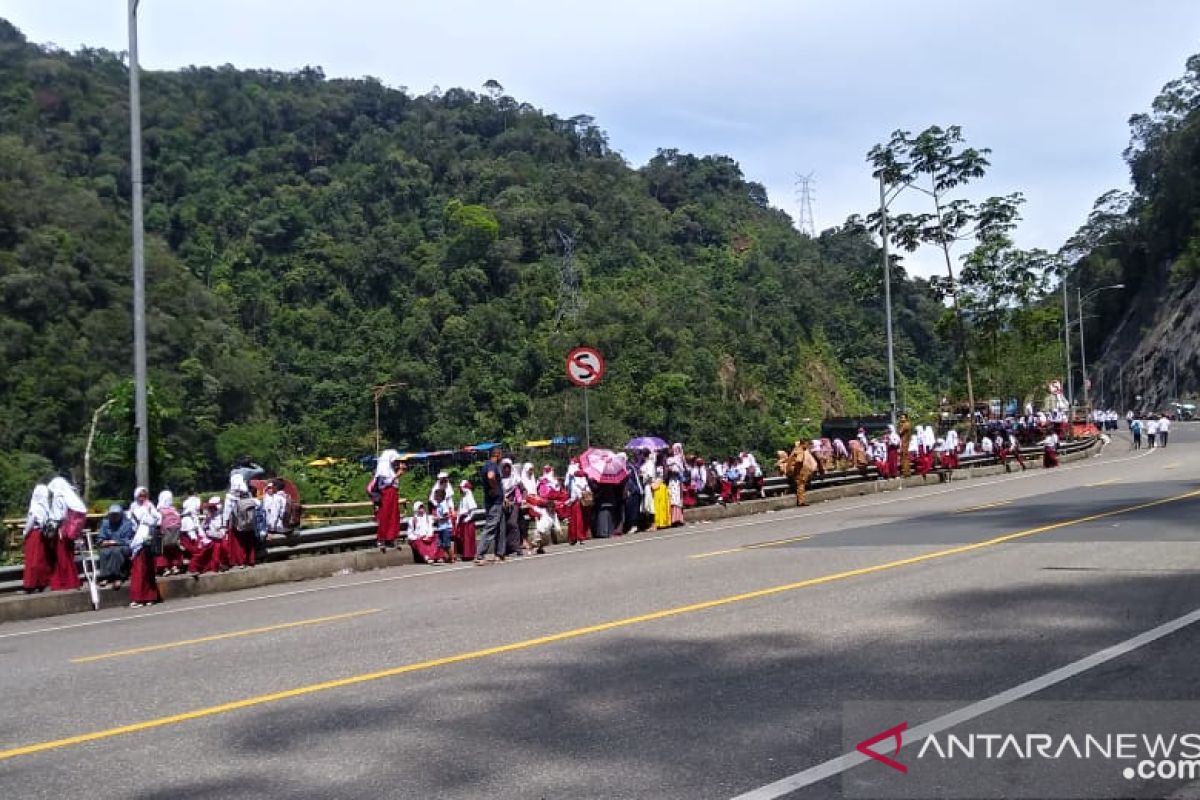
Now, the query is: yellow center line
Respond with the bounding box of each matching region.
[1085,478,1122,488]
[4,488,1198,762]
[70,609,381,664]
[689,534,813,559]
[1163,463,1180,470]
[956,500,1013,513]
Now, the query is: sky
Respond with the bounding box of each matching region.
[6,0,1200,277]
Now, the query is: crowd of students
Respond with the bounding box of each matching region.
[20,471,291,606]
[23,408,1160,602]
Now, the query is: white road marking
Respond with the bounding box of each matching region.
[730,603,1200,800]
[0,446,1161,640]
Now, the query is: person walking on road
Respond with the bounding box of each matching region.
[1158,414,1170,447]
[1131,417,1142,450]
[1146,416,1158,449]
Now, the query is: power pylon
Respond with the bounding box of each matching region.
[796,172,816,237]
[554,229,584,328]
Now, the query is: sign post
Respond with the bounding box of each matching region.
[566,346,605,447]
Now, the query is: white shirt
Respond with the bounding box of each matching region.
[1158,417,1170,432]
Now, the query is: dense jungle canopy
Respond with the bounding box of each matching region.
[0,17,968,512]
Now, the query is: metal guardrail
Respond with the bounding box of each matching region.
[0,438,1097,594]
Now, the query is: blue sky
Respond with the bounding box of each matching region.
[7,0,1200,276]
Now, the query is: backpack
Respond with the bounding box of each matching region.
[253,504,269,541]
[283,497,302,532]
[232,495,258,535]
[367,477,383,506]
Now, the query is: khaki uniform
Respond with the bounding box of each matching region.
[785,442,818,507]
[899,416,913,478]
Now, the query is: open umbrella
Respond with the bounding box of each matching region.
[625,436,667,451]
[577,448,630,485]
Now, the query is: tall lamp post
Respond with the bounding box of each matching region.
[877,175,898,426]
[128,0,149,489]
[1077,283,1125,410]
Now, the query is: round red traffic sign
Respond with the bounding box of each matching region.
[566,347,605,388]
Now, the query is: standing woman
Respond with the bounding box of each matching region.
[47,477,87,591]
[667,443,687,526]
[454,480,478,561]
[623,459,645,534]
[565,461,591,544]
[156,490,185,575]
[21,484,53,593]
[1041,430,1060,468]
[221,473,257,568]
[652,467,671,529]
[373,449,403,553]
[128,487,162,607]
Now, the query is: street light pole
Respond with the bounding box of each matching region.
[879,176,897,427]
[1076,283,1125,412]
[1077,286,1088,411]
[128,0,149,489]
[1061,279,1073,413]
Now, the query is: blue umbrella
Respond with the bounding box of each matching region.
[625,436,667,451]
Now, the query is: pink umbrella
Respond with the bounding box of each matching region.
[577,448,630,485]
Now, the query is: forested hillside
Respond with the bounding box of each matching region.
[1063,54,1200,408]
[0,18,953,512]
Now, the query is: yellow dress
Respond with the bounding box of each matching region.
[652,480,671,529]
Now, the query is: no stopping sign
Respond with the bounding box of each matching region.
[566,347,605,388]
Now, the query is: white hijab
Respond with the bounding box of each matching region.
[129,486,160,552]
[157,489,174,510]
[520,463,537,494]
[48,476,87,518]
[375,449,400,484]
[23,484,50,537]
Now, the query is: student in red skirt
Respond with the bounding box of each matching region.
[407,502,447,564]
[220,473,257,568]
[454,480,478,561]
[128,486,162,607]
[372,449,404,553]
[1041,431,1060,468]
[180,495,219,574]
[156,490,185,575]
[21,484,53,593]
[47,477,87,591]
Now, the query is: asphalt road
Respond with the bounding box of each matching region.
[1,426,1197,799]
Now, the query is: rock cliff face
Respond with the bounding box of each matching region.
[1092,271,1199,412]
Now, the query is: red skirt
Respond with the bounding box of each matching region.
[222,525,256,567]
[886,447,900,478]
[454,518,477,560]
[129,549,161,604]
[682,485,697,508]
[49,535,81,590]
[376,486,400,544]
[409,535,447,563]
[567,501,590,543]
[156,544,186,572]
[1043,447,1059,468]
[22,532,53,590]
[182,537,220,574]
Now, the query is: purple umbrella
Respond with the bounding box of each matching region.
[625,436,667,451]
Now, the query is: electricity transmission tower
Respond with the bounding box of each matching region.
[795,172,816,237]
[554,229,584,327]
